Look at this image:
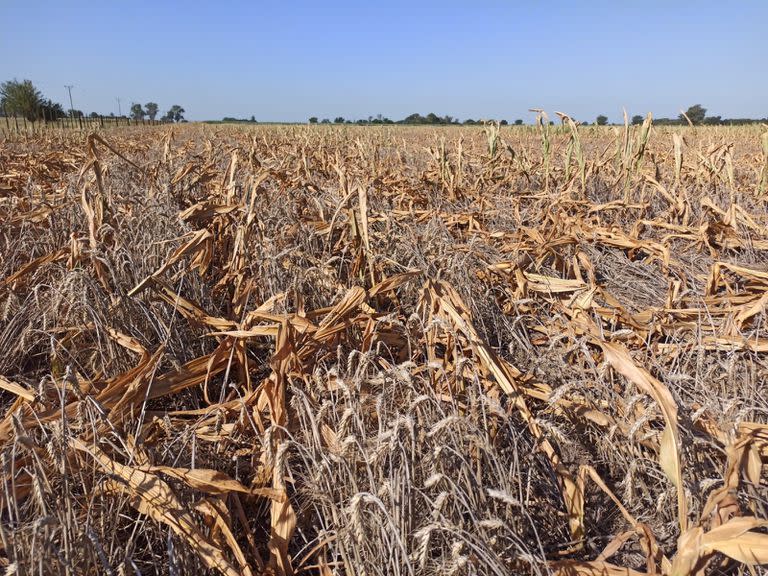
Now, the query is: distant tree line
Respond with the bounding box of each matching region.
[556,106,765,127]
[306,113,525,126]
[624,105,767,127]
[1,78,187,124]
[650,103,767,126]
[222,115,258,123]
[307,105,767,128]
[9,81,757,129]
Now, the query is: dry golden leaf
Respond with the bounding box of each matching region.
[207,326,280,338]
[671,517,768,575]
[524,272,588,293]
[600,341,687,532]
[368,270,421,296]
[705,531,768,565]
[0,376,34,402]
[550,559,647,576]
[734,292,768,328]
[71,438,240,576]
[425,279,585,544]
[196,498,257,576]
[148,465,286,500]
[1,248,68,290]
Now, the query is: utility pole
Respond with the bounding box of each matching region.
[65,85,75,117]
[117,97,122,117]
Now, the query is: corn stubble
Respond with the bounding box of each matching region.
[0,120,767,575]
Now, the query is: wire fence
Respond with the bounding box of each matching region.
[1,114,168,137]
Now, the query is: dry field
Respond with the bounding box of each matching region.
[1,118,767,575]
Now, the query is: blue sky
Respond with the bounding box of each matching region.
[1,1,766,122]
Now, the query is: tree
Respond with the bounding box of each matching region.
[403,113,425,124]
[250,115,256,123]
[1,79,43,122]
[500,119,508,125]
[596,115,609,126]
[130,103,145,121]
[321,118,331,124]
[680,104,706,125]
[89,111,99,118]
[334,116,345,123]
[514,119,523,125]
[631,115,644,126]
[145,102,159,121]
[40,99,65,121]
[167,105,185,122]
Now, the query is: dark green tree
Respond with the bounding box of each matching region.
[514,119,523,125]
[596,115,609,126]
[1,79,43,122]
[679,104,706,125]
[40,99,65,121]
[145,102,159,121]
[167,105,185,122]
[130,103,145,121]
[631,115,644,125]
[403,113,425,124]
[334,116,345,123]
[308,117,318,124]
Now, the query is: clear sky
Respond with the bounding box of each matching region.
[1,0,766,123]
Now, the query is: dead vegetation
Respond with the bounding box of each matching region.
[0,117,767,575]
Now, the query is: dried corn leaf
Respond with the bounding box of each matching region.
[600,341,687,532]
[71,438,239,576]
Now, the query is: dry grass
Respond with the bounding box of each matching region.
[0,119,767,575]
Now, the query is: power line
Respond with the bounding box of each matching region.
[117,97,122,117]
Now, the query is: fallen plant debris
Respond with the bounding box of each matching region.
[0,119,767,575]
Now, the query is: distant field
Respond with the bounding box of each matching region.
[1,122,767,575]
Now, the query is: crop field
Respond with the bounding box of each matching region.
[1,119,767,575]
